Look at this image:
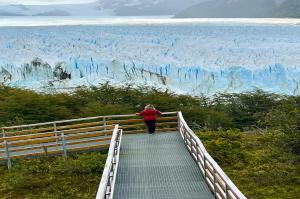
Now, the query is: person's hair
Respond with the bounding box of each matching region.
[144,104,155,110]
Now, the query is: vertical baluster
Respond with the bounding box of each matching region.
[103,117,107,135]
[4,140,11,169]
[53,122,58,145]
[196,142,200,163]
[61,133,67,157]
[2,128,5,138]
[204,156,207,178]
[226,184,229,199]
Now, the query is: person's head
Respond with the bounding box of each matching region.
[145,104,155,110]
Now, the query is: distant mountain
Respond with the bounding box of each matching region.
[100,0,203,16]
[2,0,298,17]
[270,0,300,18]
[0,0,202,16]
[175,0,278,18]
[33,10,71,16]
[0,3,112,16]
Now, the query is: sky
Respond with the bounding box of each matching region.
[0,0,97,5]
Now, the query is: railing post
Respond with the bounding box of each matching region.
[2,128,5,138]
[103,117,107,135]
[61,133,67,157]
[54,122,58,145]
[4,140,12,169]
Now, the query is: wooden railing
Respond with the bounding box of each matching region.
[0,112,178,169]
[0,111,247,199]
[96,125,122,199]
[177,112,247,199]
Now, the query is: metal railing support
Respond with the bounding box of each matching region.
[103,117,107,134]
[213,167,217,198]
[2,128,5,138]
[54,122,59,145]
[61,133,67,157]
[226,184,230,199]
[4,140,11,169]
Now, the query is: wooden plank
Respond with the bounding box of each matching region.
[9,149,63,159]
[1,132,56,142]
[216,192,225,199]
[120,122,177,129]
[228,190,238,199]
[68,144,110,152]
[215,183,226,199]
[67,137,112,146]
[157,122,177,126]
[61,126,114,135]
[105,117,177,125]
[106,119,144,125]
[10,137,112,153]
[11,143,60,152]
[9,137,58,147]
[66,131,113,140]
[157,117,177,121]
[119,123,145,129]
[8,143,110,160]
[6,126,54,136]
[207,162,214,174]
[57,121,105,130]
[206,169,214,185]
[158,128,177,131]
[215,173,226,191]
[206,178,215,193]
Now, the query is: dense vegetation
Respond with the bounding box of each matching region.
[197,130,300,199]
[0,152,107,199]
[0,84,299,198]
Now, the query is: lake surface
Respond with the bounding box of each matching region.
[0,16,300,27]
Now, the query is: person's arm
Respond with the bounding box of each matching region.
[136,110,144,116]
[156,110,162,115]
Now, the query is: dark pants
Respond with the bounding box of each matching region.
[145,120,156,134]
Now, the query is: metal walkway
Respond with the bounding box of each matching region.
[113,132,214,199]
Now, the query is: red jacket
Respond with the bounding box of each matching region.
[136,109,162,121]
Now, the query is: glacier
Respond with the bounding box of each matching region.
[0,21,300,96]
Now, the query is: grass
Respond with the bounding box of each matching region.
[196,130,300,199]
[0,151,107,199]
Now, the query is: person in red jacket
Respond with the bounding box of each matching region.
[136,104,162,134]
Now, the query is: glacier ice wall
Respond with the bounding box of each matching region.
[0,24,300,95]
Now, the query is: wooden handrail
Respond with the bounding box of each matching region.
[177,111,247,199]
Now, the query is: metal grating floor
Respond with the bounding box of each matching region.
[113,132,214,199]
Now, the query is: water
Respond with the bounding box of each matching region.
[0,16,300,27]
